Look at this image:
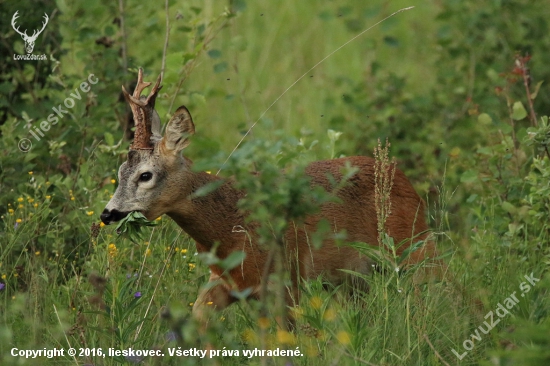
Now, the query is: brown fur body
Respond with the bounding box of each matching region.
[163,156,435,315]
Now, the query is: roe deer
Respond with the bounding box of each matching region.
[100,69,441,324]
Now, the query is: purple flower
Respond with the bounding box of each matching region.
[125,355,144,363]
[0,283,4,291]
[134,291,141,298]
[165,331,176,342]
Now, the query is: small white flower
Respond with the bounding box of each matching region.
[395,267,400,273]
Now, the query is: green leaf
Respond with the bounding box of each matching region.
[512,101,527,120]
[213,62,228,73]
[530,81,544,100]
[207,49,222,59]
[383,36,399,47]
[188,180,224,199]
[327,129,342,142]
[115,211,158,242]
[478,113,492,125]
[220,251,246,271]
[501,201,516,214]
[104,132,114,146]
[229,287,253,300]
[460,170,478,183]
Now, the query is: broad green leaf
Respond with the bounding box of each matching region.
[220,251,246,271]
[501,201,516,214]
[478,113,492,125]
[104,132,114,146]
[512,101,527,120]
[188,180,224,199]
[460,170,478,183]
[213,62,228,73]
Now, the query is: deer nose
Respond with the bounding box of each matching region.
[100,208,129,224]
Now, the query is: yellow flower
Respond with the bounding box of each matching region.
[110,195,113,199]
[33,203,38,208]
[189,302,194,306]
[309,296,323,309]
[1,274,6,279]
[323,308,337,321]
[17,197,23,202]
[242,328,257,343]
[18,204,23,209]
[276,330,296,345]
[28,171,33,175]
[188,263,196,270]
[27,198,34,203]
[258,317,270,329]
[205,171,212,174]
[336,331,351,345]
[8,209,14,214]
[86,211,94,216]
[16,219,22,223]
[45,195,51,200]
[14,273,18,277]
[108,243,118,257]
[181,249,187,254]
[207,301,213,305]
[145,248,151,257]
[46,181,51,185]
[70,196,75,201]
[111,179,116,184]
[99,222,105,228]
[35,251,40,256]
[155,217,162,221]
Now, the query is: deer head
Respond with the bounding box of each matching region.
[100,69,197,224]
[11,11,49,54]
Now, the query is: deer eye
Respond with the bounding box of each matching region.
[139,172,153,182]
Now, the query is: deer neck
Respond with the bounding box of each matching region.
[166,171,248,254]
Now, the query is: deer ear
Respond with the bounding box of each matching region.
[161,106,195,153]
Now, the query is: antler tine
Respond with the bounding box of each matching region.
[11,11,27,37]
[123,68,163,150]
[121,85,146,107]
[32,13,49,38]
[145,74,163,106]
[133,68,152,100]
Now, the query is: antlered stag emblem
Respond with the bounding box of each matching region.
[11,11,49,54]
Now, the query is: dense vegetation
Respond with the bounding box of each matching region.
[1,0,549,365]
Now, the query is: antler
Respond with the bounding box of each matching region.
[122,68,162,150]
[30,14,49,40]
[11,11,27,38]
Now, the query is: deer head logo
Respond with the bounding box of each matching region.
[11,11,49,54]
